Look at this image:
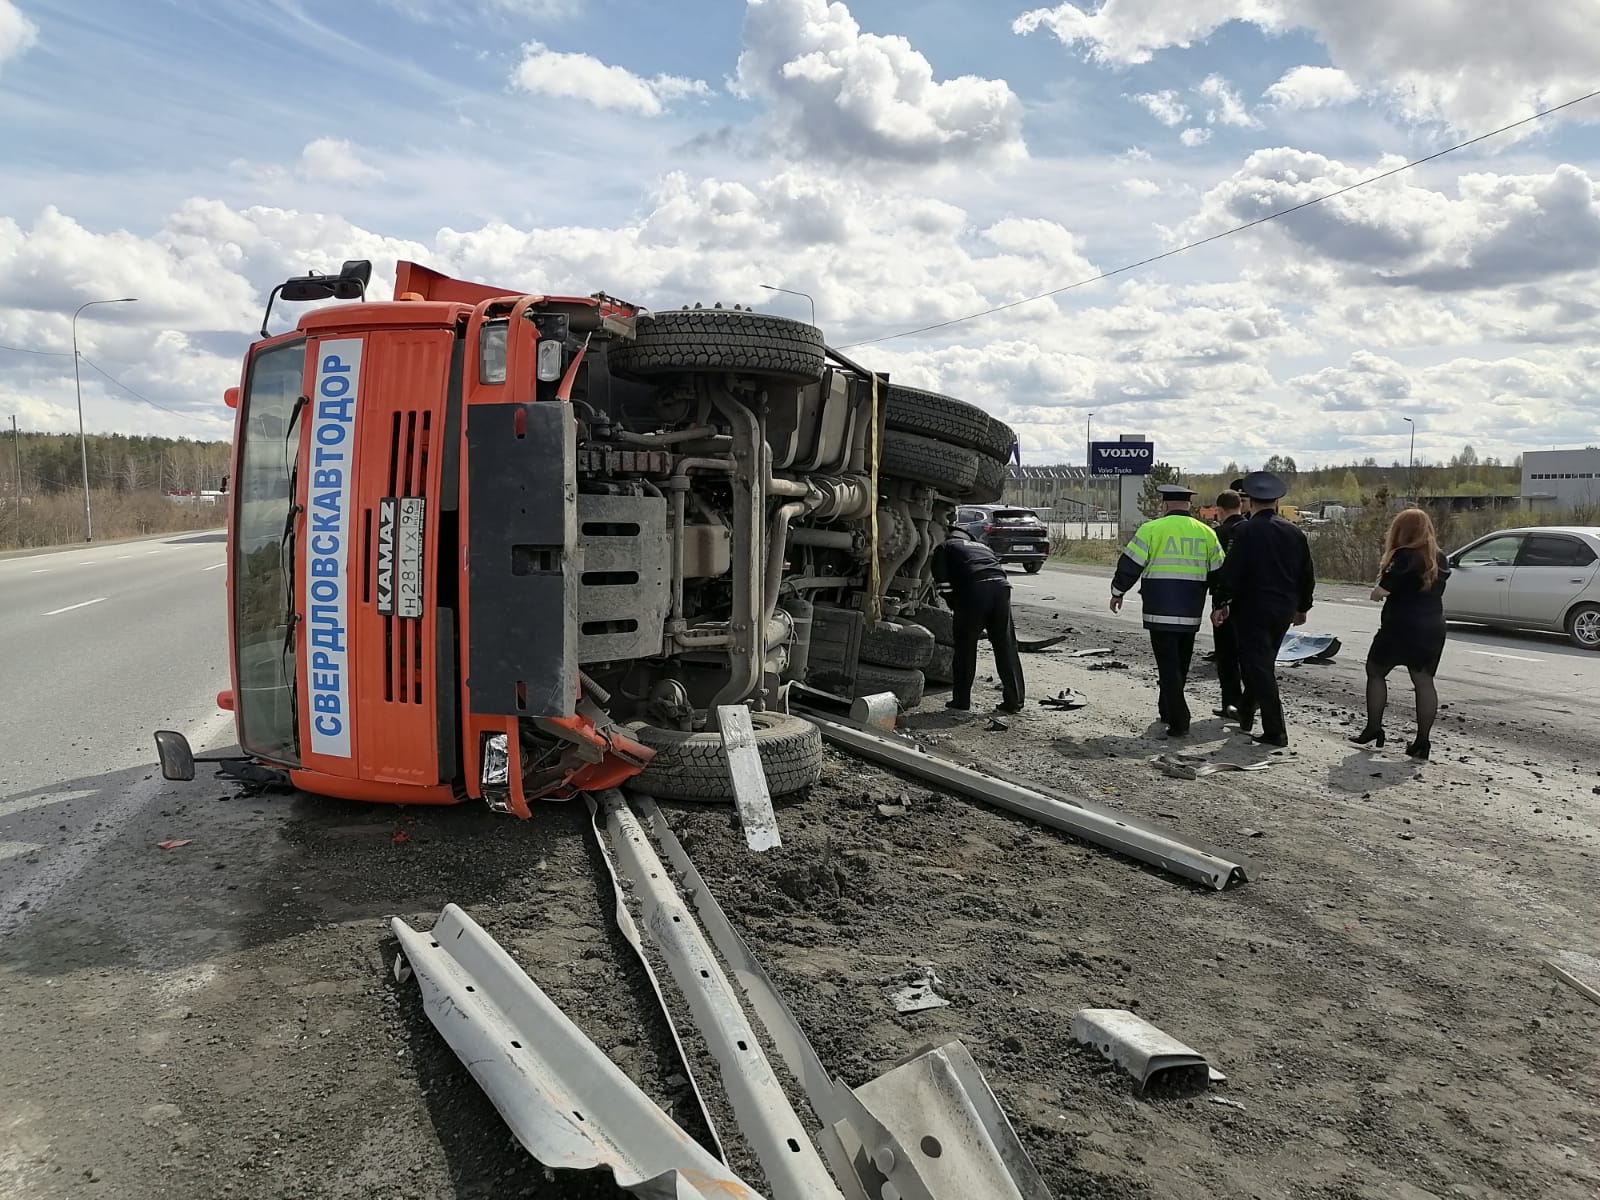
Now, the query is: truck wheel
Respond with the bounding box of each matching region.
[859,620,936,670]
[608,308,826,384]
[627,712,824,801]
[969,454,1007,504]
[908,604,954,645]
[879,431,980,496]
[883,385,994,451]
[853,663,925,709]
[925,643,955,684]
[984,414,1019,464]
[1566,602,1600,650]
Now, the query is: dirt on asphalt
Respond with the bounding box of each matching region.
[2,601,1598,1200]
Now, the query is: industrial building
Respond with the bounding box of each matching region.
[1522,447,1600,512]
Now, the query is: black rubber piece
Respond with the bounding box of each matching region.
[969,454,1007,504]
[879,431,980,495]
[608,308,826,384]
[908,604,954,645]
[852,663,925,709]
[925,642,955,684]
[628,711,824,801]
[859,620,936,670]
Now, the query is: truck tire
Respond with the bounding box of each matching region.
[879,431,980,496]
[628,712,824,801]
[908,604,954,645]
[609,308,826,384]
[859,620,935,670]
[969,453,1007,504]
[984,415,1019,464]
[853,663,925,709]
[925,642,955,685]
[883,385,993,451]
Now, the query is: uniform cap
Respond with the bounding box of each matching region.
[1240,470,1287,501]
[1228,477,1245,492]
[1157,483,1196,500]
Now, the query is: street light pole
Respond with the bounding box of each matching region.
[1402,416,1416,505]
[758,284,816,327]
[71,297,138,542]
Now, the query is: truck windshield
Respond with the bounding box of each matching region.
[233,339,306,765]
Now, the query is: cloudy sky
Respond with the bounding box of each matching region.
[2,0,1598,469]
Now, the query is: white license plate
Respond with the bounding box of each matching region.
[376,497,425,619]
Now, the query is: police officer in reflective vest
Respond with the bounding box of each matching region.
[1109,484,1224,736]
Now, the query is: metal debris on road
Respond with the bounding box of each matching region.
[156,839,192,850]
[801,712,1253,890]
[1039,690,1089,711]
[890,967,951,1013]
[848,692,899,732]
[1072,1008,1215,1095]
[1240,828,1265,838]
[716,704,782,852]
[1067,647,1113,658]
[1152,754,1274,780]
[391,904,763,1200]
[1276,632,1342,664]
[1208,1096,1247,1111]
[986,717,1009,732]
[1544,951,1600,1005]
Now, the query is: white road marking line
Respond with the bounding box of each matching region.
[77,560,98,566]
[147,550,161,555]
[115,554,132,559]
[0,789,97,821]
[30,568,49,574]
[202,562,225,571]
[1467,649,1543,662]
[43,597,107,616]
[0,841,44,863]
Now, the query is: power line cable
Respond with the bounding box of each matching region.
[839,86,1600,349]
[80,356,188,417]
[0,342,73,357]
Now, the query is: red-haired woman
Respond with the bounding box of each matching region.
[1349,508,1451,760]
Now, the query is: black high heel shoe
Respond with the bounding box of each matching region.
[1406,737,1430,761]
[1349,725,1385,748]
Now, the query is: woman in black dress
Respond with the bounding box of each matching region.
[1349,508,1451,760]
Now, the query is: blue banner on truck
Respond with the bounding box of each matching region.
[1090,441,1154,476]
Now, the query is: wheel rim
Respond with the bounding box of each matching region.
[1575,609,1600,646]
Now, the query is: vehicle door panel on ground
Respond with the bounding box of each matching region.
[1446,533,1522,620]
[1507,533,1599,625]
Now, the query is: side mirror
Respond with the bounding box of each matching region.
[154,730,196,781]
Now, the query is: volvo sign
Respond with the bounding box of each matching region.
[1091,440,1154,476]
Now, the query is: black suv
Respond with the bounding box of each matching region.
[952,504,1049,573]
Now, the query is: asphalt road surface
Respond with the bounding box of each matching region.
[0,531,233,938]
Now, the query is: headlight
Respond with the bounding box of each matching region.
[536,338,563,382]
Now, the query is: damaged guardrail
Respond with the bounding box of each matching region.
[391,903,763,1200]
[797,711,1253,890]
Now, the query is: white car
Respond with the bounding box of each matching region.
[1445,526,1600,649]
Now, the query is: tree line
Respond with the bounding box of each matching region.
[1,430,230,496]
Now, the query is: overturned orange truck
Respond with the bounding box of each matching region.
[157,260,1018,813]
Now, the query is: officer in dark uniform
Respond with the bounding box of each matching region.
[1210,489,1247,719]
[931,523,1025,713]
[1213,471,1316,747]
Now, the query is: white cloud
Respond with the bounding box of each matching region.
[734,0,1025,165]
[1178,127,1210,147]
[1130,89,1187,126]
[296,138,386,186]
[1197,74,1259,127]
[1120,177,1162,198]
[0,0,38,71]
[510,41,710,116]
[1264,64,1360,109]
[1190,150,1600,293]
[1013,1,1600,132]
